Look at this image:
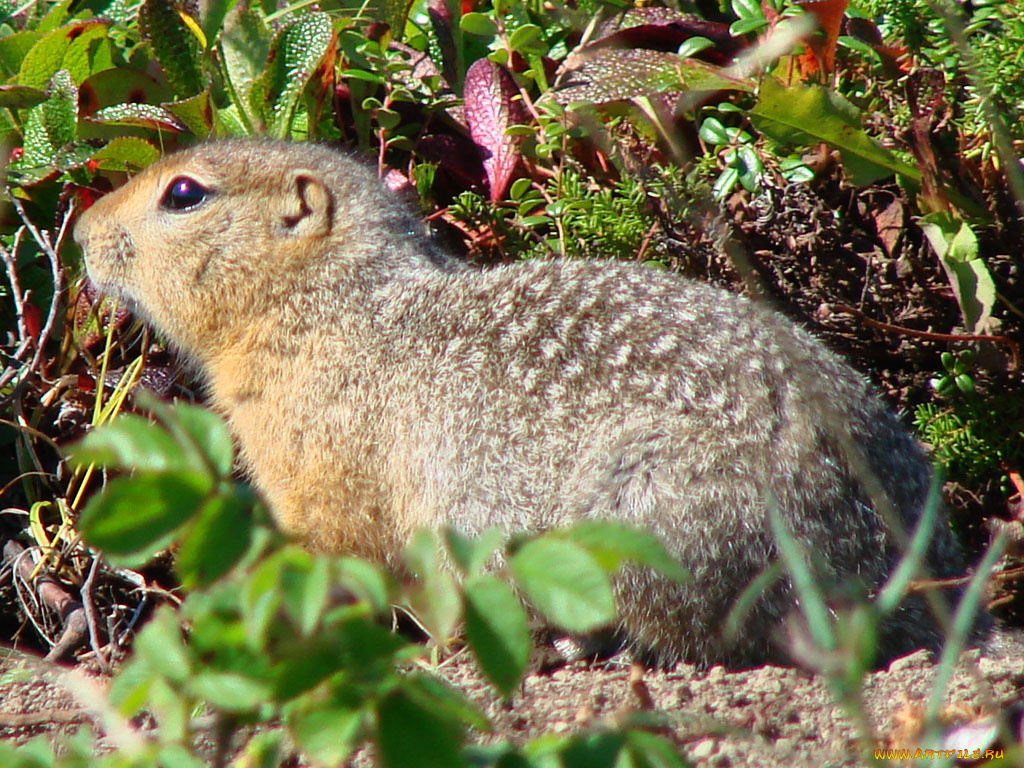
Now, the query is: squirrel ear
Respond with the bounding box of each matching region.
[280,169,333,239]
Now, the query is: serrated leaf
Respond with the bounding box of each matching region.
[464,58,526,201]
[220,7,271,129]
[175,492,253,588]
[14,70,77,169]
[249,12,334,138]
[42,68,76,147]
[201,0,240,44]
[510,536,616,633]
[89,137,161,172]
[463,575,530,696]
[88,102,189,132]
[78,473,209,562]
[139,0,205,97]
[18,20,110,89]
[750,77,921,186]
[552,48,751,106]
[0,85,47,108]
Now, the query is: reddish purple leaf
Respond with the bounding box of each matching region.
[428,0,459,86]
[464,59,527,201]
[592,7,740,66]
[417,134,486,189]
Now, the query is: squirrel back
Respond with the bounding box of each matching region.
[74,139,968,667]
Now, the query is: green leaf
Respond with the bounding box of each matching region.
[88,137,161,173]
[0,85,47,109]
[376,687,464,768]
[335,556,391,612]
[13,70,78,172]
[169,401,235,478]
[401,672,489,732]
[365,0,417,39]
[249,12,333,138]
[750,77,921,187]
[175,492,253,588]
[37,0,74,32]
[139,0,205,97]
[107,656,156,716]
[78,473,209,563]
[508,24,546,56]
[219,8,271,130]
[559,521,688,583]
[275,550,331,636]
[625,730,690,767]
[201,0,240,44]
[39,69,76,150]
[133,606,192,684]
[187,671,271,712]
[88,102,190,132]
[768,501,835,652]
[0,31,43,80]
[460,12,497,37]
[79,67,172,118]
[156,744,206,768]
[242,551,285,651]
[72,412,213,482]
[18,20,110,89]
[296,554,331,637]
[558,731,627,765]
[163,89,215,138]
[462,575,530,696]
[290,706,362,766]
[404,529,461,645]
[510,537,616,633]
[920,213,996,334]
[698,116,729,146]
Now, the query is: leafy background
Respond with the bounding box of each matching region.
[0,0,1022,764]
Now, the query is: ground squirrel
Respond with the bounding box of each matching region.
[74,138,967,667]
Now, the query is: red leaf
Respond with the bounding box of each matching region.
[795,0,848,79]
[464,59,527,202]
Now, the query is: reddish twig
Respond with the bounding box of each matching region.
[833,304,1021,371]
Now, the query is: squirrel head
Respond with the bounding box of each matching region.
[73,139,432,364]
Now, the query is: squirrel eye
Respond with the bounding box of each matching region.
[161,176,209,212]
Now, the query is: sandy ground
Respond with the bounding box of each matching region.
[2,639,1023,766]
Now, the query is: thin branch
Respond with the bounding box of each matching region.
[0,198,67,408]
